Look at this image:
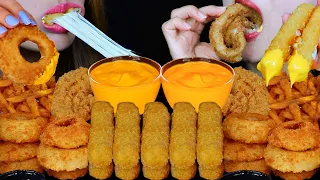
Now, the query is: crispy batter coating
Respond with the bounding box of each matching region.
[222,67,269,116]
[272,169,318,180]
[141,102,170,168]
[171,163,197,180]
[37,144,88,172]
[199,164,224,180]
[169,102,197,168]
[0,158,44,174]
[143,163,170,180]
[46,168,88,180]
[224,159,271,175]
[88,102,114,168]
[0,142,38,162]
[51,67,94,121]
[115,163,140,180]
[197,102,223,168]
[113,102,141,169]
[89,164,114,180]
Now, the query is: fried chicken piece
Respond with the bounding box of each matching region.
[51,67,94,121]
[222,67,269,116]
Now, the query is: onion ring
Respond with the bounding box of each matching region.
[209,3,262,63]
[223,113,276,143]
[264,144,320,173]
[0,25,59,85]
[268,121,320,151]
[40,116,90,149]
[0,158,44,174]
[46,168,88,180]
[272,169,318,180]
[223,138,266,161]
[37,144,88,172]
[0,142,38,162]
[0,113,48,143]
[224,159,271,175]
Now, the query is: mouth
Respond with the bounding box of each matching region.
[235,0,263,42]
[42,3,84,33]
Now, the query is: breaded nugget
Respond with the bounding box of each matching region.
[143,163,170,180]
[0,142,38,162]
[199,164,224,180]
[115,163,140,180]
[141,102,170,168]
[197,102,223,168]
[88,101,114,179]
[171,163,197,180]
[113,102,141,169]
[169,102,197,168]
[89,164,113,179]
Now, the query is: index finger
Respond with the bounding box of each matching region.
[171,5,207,22]
[0,0,35,26]
[199,5,226,23]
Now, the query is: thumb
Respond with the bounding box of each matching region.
[282,13,291,24]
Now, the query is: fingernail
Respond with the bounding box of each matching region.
[5,15,19,26]
[18,11,31,25]
[198,12,207,19]
[30,20,36,26]
[0,26,7,35]
[183,22,191,29]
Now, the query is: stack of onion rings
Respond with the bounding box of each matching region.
[0,25,59,85]
[0,142,38,162]
[46,167,88,179]
[209,3,262,63]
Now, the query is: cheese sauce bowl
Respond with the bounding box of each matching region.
[88,56,161,114]
[161,57,235,111]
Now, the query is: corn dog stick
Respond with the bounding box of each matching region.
[169,102,197,168]
[113,102,141,169]
[171,163,197,180]
[141,102,170,168]
[143,163,170,180]
[197,102,224,168]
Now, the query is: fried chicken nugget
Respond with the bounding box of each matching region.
[197,102,223,168]
[88,101,114,179]
[171,163,197,180]
[115,163,140,180]
[169,102,197,169]
[141,102,170,169]
[199,164,224,180]
[113,102,141,169]
[143,163,170,180]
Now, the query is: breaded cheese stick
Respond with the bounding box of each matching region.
[143,163,170,180]
[89,164,114,180]
[197,102,224,168]
[88,101,114,179]
[257,3,315,85]
[171,163,197,180]
[199,164,224,180]
[169,102,197,168]
[141,102,170,168]
[288,6,320,85]
[113,102,141,169]
[115,163,140,180]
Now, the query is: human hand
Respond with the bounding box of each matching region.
[162,5,225,60]
[0,0,36,37]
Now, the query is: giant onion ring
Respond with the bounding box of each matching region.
[264,144,320,173]
[0,25,59,85]
[0,113,48,143]
[37,144,88,172]
[209,3,262,63]
[224,159,271,175]
[40,116,90,149]
[0,158,44,174]
[268,121,320,151]
[0,142,38,162]
[223,113,276,143]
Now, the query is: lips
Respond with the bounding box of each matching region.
[235,0,263,42]
[42,3,85,33]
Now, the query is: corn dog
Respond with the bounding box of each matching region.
[88,101,114,179]
[171,163,197,180]
[141,102,170,168]
[113,102,141,169]
[169,102,197,169]
[197,102,223,168]
[257,3,314,85]
[143,163,170,180]
[199,164,224,180]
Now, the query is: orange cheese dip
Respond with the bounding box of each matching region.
[163,61,233,88]
[90,60,159,87]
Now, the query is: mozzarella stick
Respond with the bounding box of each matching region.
[141,102,170,168]
[113,102,141,169]
[197,102,224,168]
[89,164,113,180]
[169,102,197,168]
[115,163,140,180]
[171,163,197,180]
[88,102,114,172]
[199,164,224,180]
[143,163,170,180]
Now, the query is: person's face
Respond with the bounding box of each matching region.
[17,0,85,51]
[223,0,318,63]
